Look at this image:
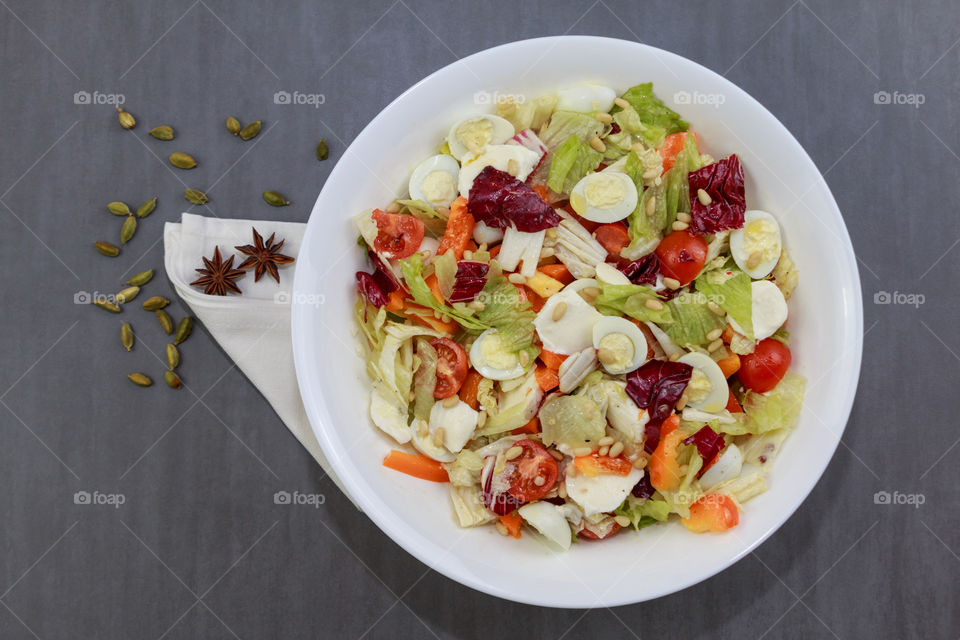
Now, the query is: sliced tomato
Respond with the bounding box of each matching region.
[739,338,791,393]
[371,209,424,259]
[655,229,708,286]
[573,454,633,477]
[483,440,559,514]
[579,523,623,540]
[429,338,468,399]
[682,494,739,533]
[594,223,631,258]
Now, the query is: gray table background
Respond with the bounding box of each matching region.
[1,1,958,638]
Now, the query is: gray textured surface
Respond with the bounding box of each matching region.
[1,0,958,638]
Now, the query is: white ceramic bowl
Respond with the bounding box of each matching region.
[291,36,862,608]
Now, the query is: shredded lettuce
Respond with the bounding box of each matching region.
[446,449,485,487]
[412,338,437,421]
[695,264,754,340]
[772,247,799,300]
[538,110,605,150]
[594,282,673,324]
[539,395,606,450]
[743,372,806,434]
[622,171,668,260]
[432,251,458,300]
[397,199,446,237]
[612,106,666,148]
[547,135,603,195]
[400,254,487,331]
[496,94,557,132]
[473,275,538,354]
[664,291,726,347]
[615,495,671,530]
[617,83,689,135]
[449,485,495,527]
[663,133,700,226]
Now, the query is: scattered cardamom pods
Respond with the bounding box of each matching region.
[169,152,197,169]
[239,120,261,141]
[108,201,131,216]
[164,370,182,389]
[142,296,170,311]
[126,269,154,286]
[226,117,241,135]
[121,323,134,351]
[262,190,290,207]
[116,286,140,303]
[316,138,329,161]
[155,309,174,334]
[128,373,152,387]
[184,188,208,205]
[117,107,136,129]
[136,197,157,218]
[92,299,121,313]
[95,241,120,257]
[149,125,174,140]
[174,317,193,345]
[166,343,180,369]
[120,215,137,245]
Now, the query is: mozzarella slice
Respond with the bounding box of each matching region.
[369,387,411,444]
[409,420,455,462]
[447,114,515,160]
[728,280,788,341]
[518,502,573,550]
[565,465,642,516]
[677,352,728,414]
[730,210,782,279]
[700,445,743,490]
[457,145,540,198]
[533,288,603,355]
[428,399,479,453]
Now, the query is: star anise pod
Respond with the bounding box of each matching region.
[191,246,245,295]
[234,227,295,284]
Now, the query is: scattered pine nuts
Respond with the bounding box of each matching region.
[707,301,726,316]
[676,393,688,411]
[631,141,646,153]
[644,298,664,311]
[706,328,723,341]
[633,457,647,469]
[477,410,487,428]
[533,475,546,486]
[580,286,601,302]
[549,448,564,460]
[672,220,689,231]
[608,441,624,457]
[546,228,558,239]
[558,483,568,498]
[598,348,617,366]
[540,247,555,258]
[443,395,459,408]
[614,97,631,109]
[495,521,509,536]
[676,211,692,223]
[589,136,606,153]
[614,515,632,528]
[598,436,615,446]
[385,201,401,213]
[646,196,657,217]
[599,445,610,457]
[552,301,568,321]
[708,339,724,353]
[507,273,526,285]
[669,352,681,362]
[519,350,530,367]
[573,446,593,457]
[697,188,712,206]
[746,251,763,270]
[595,112,613,124]
[507,158,520,177]
[505,446,523,460]
[663,277,681,290]
[433,427,445,447]
[418,419,429,437]
[463,249,474,260]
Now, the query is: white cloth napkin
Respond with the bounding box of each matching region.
[164,213,355,504]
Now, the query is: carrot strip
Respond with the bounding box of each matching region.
[538,263,574,285]
[511,417,540,435]
[721,324,735,344]
[726,389,743,414]
[385,289,406,313]
[538,350,568,370]
[717,353,740,378]
[498,511,523,538]
[459,370,483,410]
[534,366,559,392]
[425,273,445,304]
[383,450,449,482]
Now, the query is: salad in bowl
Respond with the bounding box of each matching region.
[353,81,804,550]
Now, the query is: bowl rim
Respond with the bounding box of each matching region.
[291,35,863,608]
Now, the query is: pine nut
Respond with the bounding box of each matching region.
[385,201,401,213]
[533,475,545,486]
[631,141,646,153]
[589,136,606,153]
[614,515,631,528]
[672,221,689,231]
[609,441,624,457]
[433,427,445,446]
[580,286,601,302]
[463,249,474,260]
[595,112,613,124]
[558,483,568,498]
[549,448,563,460]
[669,352,681,362]
[642,167,659,180]
[505,446,523,460]
[495,521,509,536]
[443,395,459,408]
[663,277,681,290]
[598,436,614,446]
[552,301,568,321]
[477,410,487,428]
[598,347,617,366]
[573,447,592,457]
[519,350,530,367]
[633,457,647,469]
[646,196,656,217]
[540,247,555,258]
[707,301,726,316]
[746,251,763,269]
[645,298,663,311]
[479,242,488,252]
[599,445,610,457]
[507,273,526,285]
[676,212,691,223]
[708,339,724,353]
[614,97,631,109]
[507,158,520,177]
[418,420,429,437]
[697,188,712,205]
[706,328,723,341]
[676,393,688,411]
[546,228,558,239]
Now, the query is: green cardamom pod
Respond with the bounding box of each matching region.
[117,107,136,129]
[148,125,174,140]
[262,190,290,207]
[184,188,208,205]
[126,269,154,286]
[121,323,134,351]
[226,117,241,135]
[169,152,197,169]
[174,317,193,345]
[166,343,180,369]
[142,296,170,311]
[155,309,174,334]
[120,215,137,245]
[108,201,131,216]
[164,370,182,389]
[116,286,140,303]
[239,120,261,140]
[92,299,121,313]
[95,241,120,257]
[128,373,152,387]
[136,197,157,218]
[316,138,329,161]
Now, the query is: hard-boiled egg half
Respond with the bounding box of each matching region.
[533,288,603,355]
[730,210,782,279]
[677,352,728,413]
[592,317,647,375]
[469,328,526,381]
[556,84,617,113]
[457,144,540,198]
[728,280,788,341]
[408,154,460,208]
[569,172,638,223]
[565,464,642,516]
[447,114,515,160]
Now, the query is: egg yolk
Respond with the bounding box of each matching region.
[742,218,780,262]
[583,174,626,209]
[686,368,713,404]
[480,333,518,370]
[455,118,494,154]
[598,332,634,371]
[420,170,456,205]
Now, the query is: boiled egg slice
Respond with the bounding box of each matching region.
[457,144,540,198]
[677,352,728,413]
[447,114,515,160]
[730,210,782,279]
[728,280,788,341]
[592,316,647,375]
[533,288,603,355]
[594,262,631,286]
[565,464,642,516]
[408,154,460,208]
[569,172,638,223]
[556,84,617,114]
[469,328,526,381]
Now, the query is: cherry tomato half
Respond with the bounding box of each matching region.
[655,230,708,286]
[738,338,791,393]
[593,223,631,258]
[429,338,468,399]
[505,439,559,503]
[371,209,425,259]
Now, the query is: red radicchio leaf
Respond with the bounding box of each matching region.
[688,154,746,235]
[448,261,489,303]
[625,360,693,453]
[619,253,660,286]
[356,271,389,308]
[684,425,725,471]
[468,166,560,232]
[367,249,399,294]
[631,473,655,499]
